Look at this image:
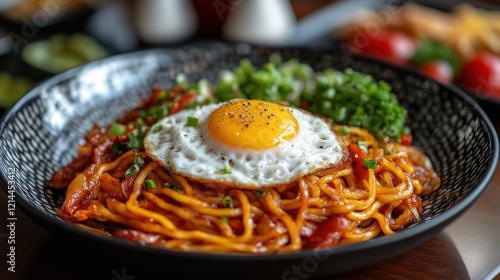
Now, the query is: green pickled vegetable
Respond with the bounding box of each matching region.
[22,33,108,74]
[0,72,32,108]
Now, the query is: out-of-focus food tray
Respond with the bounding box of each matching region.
[293,0,500,107]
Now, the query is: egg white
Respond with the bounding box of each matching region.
[144,101,346,189]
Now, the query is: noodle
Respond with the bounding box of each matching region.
[49,84,440,254]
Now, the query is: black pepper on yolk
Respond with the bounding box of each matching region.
[206,100,299,150]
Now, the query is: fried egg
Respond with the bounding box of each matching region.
[144,99,345,188]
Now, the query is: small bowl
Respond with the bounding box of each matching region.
[0,42,498,279]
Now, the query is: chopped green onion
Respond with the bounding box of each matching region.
[363,159,377,169]
[134,155,145,166]
[339,126,350,135]
[153,125,163,133]
[124,155,145,177]
[220,217,229,223]
[221,166,232,174]
[144,179,157,189]
[135,118,145,135]
[253,190,268,197]
[109,143,129,155]
[358,141,368,154]
[109,123,126,137]
[222,195,233,208]
[164,182,183,193]
[128,133,143,149]
[186,117,199,127]
[156,90,168,102]
[386,149,393,155]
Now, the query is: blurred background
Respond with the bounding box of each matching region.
[1,0,500,113]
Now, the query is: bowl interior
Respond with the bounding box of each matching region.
[0,42,498,277]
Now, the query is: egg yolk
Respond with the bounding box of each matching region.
[206,100,299,150]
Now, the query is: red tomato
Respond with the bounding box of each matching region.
[345,30,416,64]
[458,52,500,99]
[307,215,349,248]
[419,60,453,83]
[347,143,368,180]
[399,134,413,146]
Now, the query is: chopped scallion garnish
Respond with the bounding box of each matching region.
[339,126,350,135]
[222,195,233,208]
[358,141,368,154]
[124,155,145,177]
[253,190,268,197]
[221,166,232,174]
[109,143,129,155]
[153,125,163,133]
[186,116,199,127]
[363,159,377,169]
[164,182,183,193]
[220,217,228,223]
[109,123,126,137]
[128,133,143,149]
[144,179,156,189]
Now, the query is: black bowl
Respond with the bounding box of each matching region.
[0,42,498,280]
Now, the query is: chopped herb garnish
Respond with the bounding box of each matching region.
[109,123,126,137]
[135,118,145,135]
[358,141,368,154]
[186,117,199,127]
[253,190,268,197]
[134,156,145,166]
[222,195,233,208]
[363,159,377,169]
[164,182,183,193]
[124,155,145,177]
[156,90,168,102]
[109,143,130,155]
[143,104,168,120]
[221,166,232,174]
[153,125,163,133]
[220,217,229,223]
[214,58,407,138]
[339,126,350,135]
[144,179,156,189]
[128,133,144,149]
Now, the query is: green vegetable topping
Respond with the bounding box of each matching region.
[339,126,350,135]
[214,56,312,105]
[222,195,234,208]
[109,123,126,137]
[363,159,377,169]
[109,143,129,155]
[358,141,368,153]
[127,133,143,150]
[144,179,157,189]
[214,56,408,138]
[125,155,145,177]
[186,116,199,127]
[153,125,163,133]
[220,217,229,223]
[221,166,232,174]
[253,190,268,197]
[164,182,183,193]
[301,68,408,138]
